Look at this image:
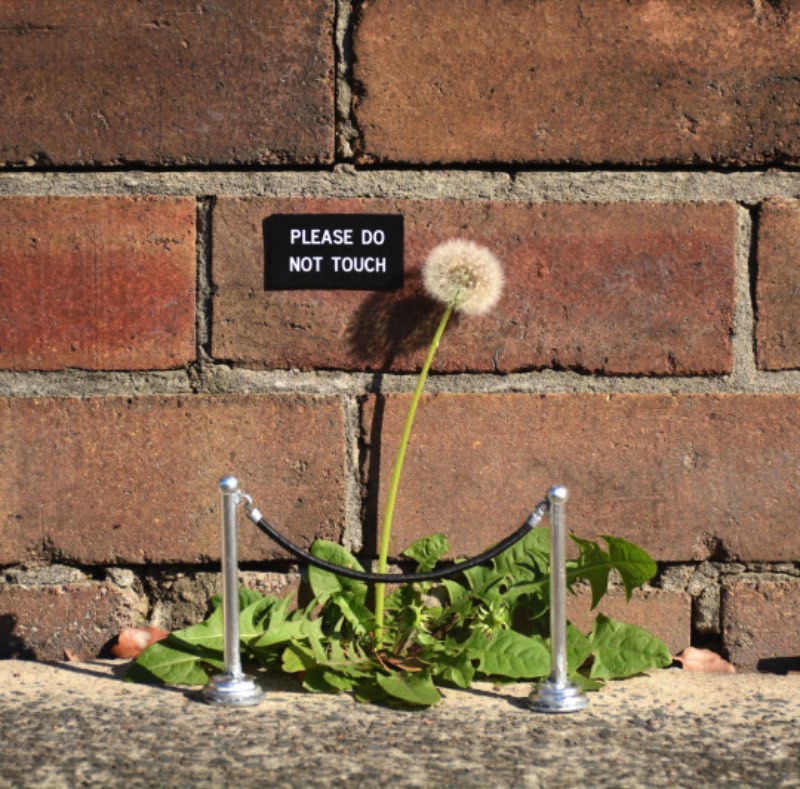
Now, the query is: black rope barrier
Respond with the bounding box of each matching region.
[246,502,549,584]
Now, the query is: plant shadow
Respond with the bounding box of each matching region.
[345,271,440,371]
[757,656,800,675]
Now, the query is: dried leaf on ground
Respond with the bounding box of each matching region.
[111,627,169,659]
[63,648,81,662]
[673,647,736,674]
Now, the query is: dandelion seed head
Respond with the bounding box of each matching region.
[422,239,504,315]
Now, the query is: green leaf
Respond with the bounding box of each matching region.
[125,639,220,686]
[603,536,658,600]
[402,534,449,572]
[463,564,504,597]
[433,650,475,688]
[477,630,550,679]
[308,540,368,603]
[376,671,442,707]
[303,666,355,693]
[570,536,611,609]
[589,615,672,680]
[165,603,225,652]
[239,596,277,644]
[238,587,266,610]
[282,642,316,673]
[252,619,305,649]
[442,579,469,607]
[493,526,550,577]
[566,623,594,674]
[569,672,605,692]
[353,680,388,704]
[330,592,375,638]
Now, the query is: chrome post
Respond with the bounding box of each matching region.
[529,485,588,713]
[201,476,264,707]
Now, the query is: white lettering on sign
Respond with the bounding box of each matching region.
[289,255,324,273]
[331,256,387,273]
[289,228,355,246]
[361,229,385,245]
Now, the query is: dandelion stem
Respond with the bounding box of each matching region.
[374,302,455,643]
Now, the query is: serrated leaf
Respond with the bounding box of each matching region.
[239,597,277,644]
[252,619,305,649]
[282,642,315,673]
[477,630,550,679]
[164,604,225,651]
[402,534,449,572]
[603,537,658,600]
[330,592,374,638]
[570,535,611,609]
[589,615,672,680]
[376,671,441,706]
[493,526,550,577]
[308,540,367,602]
[238,587,266,610]
[463,564,504,597]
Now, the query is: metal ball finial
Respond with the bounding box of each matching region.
[547,485,569,504]
[219,475,239,494]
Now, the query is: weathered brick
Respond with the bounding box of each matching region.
[0,1,334,166]
[722,580,800,672]
[362,394,800,562]
[354,0,800,165]
[213,198,735,375]
[0,583,144,661]
[0,197,196,371]
[568,588,690,656]
[756,200,800,371]
[0,395,345,564]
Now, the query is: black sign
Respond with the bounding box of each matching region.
[264,214,404,290]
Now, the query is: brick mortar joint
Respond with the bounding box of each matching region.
[334,0,359,161]
[2,169,800,201]
[14,366,800,398]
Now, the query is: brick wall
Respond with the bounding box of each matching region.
[1,0,799,671]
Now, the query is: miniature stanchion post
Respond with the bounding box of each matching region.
[529,485,589,713]
[201,476,264,707]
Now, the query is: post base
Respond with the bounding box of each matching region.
[528,678,588,713]
[201,673,264,707]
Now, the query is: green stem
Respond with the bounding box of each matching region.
[374,303,455,643]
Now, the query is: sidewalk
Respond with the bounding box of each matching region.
[0,660,798,788]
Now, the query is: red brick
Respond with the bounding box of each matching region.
[722,580,800,672]
[0,584,143,661]
[213,198,735,375]
[568,588,690,656]
[0,197,196,371]
[0,395,345,564]
[354,0,800,165]
[756,200,800,370]
[0,1,333,166]
[362,394,800,562]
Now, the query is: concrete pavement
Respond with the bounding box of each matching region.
[0,660,798,787]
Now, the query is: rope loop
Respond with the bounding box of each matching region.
[244,500,550,585]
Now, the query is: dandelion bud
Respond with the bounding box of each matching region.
[422,239,504,315]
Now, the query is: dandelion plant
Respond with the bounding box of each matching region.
[373,239,505,641]
[130,238,672,708]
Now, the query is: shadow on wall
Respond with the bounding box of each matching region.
[347,273,444,555]
[346,270,442,370]
[757,657,800,675]
[0,614,35,659]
